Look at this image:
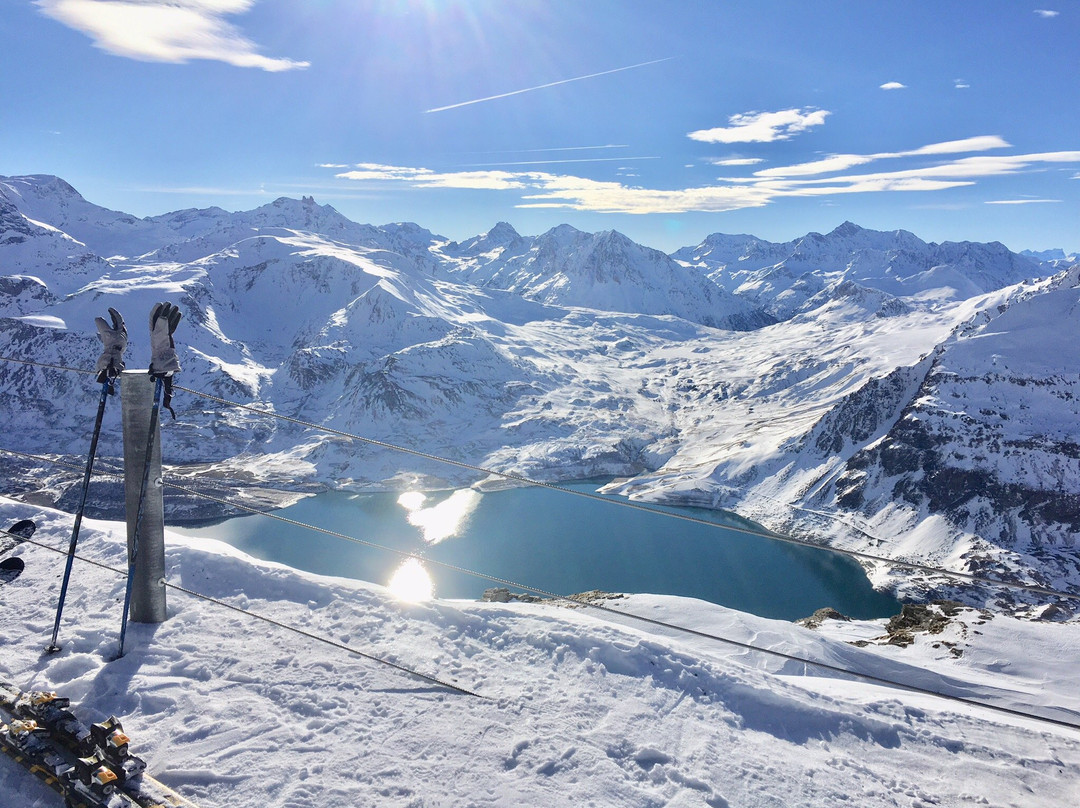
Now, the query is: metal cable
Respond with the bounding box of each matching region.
[0,526,484,699]
[172,383,1076,600]
[0,352,1072,601]
[0,356,96,376]
[4,441,1078,605]
[4,521,1079,732]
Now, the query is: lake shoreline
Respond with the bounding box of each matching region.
[171,482,902,622]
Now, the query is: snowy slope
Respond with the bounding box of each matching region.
[0,175,1076,613]
[2,498,1079,808]
[816,267,1080,602]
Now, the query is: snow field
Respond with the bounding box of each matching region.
[3,498,1080,807]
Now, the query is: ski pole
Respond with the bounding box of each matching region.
[47,380,112,653]
[117,375,164,658]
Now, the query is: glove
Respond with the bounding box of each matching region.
[148,301,182,377]
[93,307,127,384]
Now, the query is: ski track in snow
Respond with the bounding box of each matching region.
[3,500,1080,808]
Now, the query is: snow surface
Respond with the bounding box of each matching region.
[3,498,1080,807]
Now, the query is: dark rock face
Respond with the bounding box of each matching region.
[806,361,930,460]
[836,375,1080,544]
[795,607,851,629]
[882,601,966,648]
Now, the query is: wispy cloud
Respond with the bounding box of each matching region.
[458,156,660,168]
[687,108,829,144]
[985,198,1061,205]
[954,78,970,89]
[135,184,273,196]
[880,81,907,90]
[1034,9,1060,17]
[751,135,1012,179]
[709,157,766,167]
[477,144,630,155]
[337,165,531,191]
[329,145,1080,215]
[425,57,673,113]
[35,0,309,71]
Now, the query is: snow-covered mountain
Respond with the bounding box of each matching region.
[0,174,1075,613]
[1022,246,1078,264]
[438,222,772,330]
[674,221,1045,318]
[820,268,1080,598]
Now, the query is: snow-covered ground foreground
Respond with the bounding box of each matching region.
[3,497,1079,808]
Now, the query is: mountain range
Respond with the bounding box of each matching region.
[1,173,1076,613]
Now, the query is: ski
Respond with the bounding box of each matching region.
[0,519,34,587]
[0,518,36,556]
[0,557,25,585]
[116,376,163,659]
[0,681,196,808]
[48,381,113,654]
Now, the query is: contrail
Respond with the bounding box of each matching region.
[426,57,674,113]
[459,156,660,167]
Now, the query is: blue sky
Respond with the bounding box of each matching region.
[2,0,1078,253]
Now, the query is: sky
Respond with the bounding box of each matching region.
[1,0,1078,254]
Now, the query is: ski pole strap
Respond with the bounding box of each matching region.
[150,373,176,419]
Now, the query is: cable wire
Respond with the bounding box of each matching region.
[4,441,1078,606]
[0,525,484,699]
[2,354,1072,601]
[172,383,1076,601]
[4,521,1079,733]
[6,355,1080,730]
[0,356,95,376]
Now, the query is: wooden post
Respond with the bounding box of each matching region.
[120,371,167,623]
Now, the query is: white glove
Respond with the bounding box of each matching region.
[148,302,182,377]
[94,307,127,384]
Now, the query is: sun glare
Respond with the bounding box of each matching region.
[387,558,434,602]
[400,489,481,545]
[397,491,427,511]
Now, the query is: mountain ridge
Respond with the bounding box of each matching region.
[1,174,1076,613]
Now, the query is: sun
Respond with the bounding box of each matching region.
[387,558,435,602]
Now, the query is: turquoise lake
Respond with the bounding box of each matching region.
[172,482,900,621]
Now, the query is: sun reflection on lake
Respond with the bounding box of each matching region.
[398,489,481,545]
[396,491,427,511]
[387,558,434,602]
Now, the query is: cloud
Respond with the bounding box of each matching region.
[425,57,673,113]
[709,157,766,167]
[909,135,1011,155]
[458,156,659,168]
[328,148,1080,215]
[687,108,829,144]
[35,0,309,71]
[750,135,1012,179]
[136,184,273,196]
[954,78,970,89]
[753,154,876,178]
[985,198,1061,205]
[1034,9,1059,17]
[880,81,907,90]
[337,165,530,191]
[334,163,772,212]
